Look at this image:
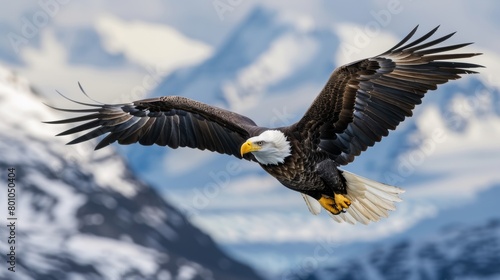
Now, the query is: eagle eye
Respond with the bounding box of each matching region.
[256,141,264,146]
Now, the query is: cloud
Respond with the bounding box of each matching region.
[162,148,217,176]
[9,14,217,102]
[13,29,145,100]
[225,175,280,195]
[333,22,399,65]
[222,31,318,111]
[404,104,500,199]
[96,14,213,73]
[190,201,436,244]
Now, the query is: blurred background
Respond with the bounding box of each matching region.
[1,1,500,279]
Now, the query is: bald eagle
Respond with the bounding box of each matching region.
[46,26,482,224]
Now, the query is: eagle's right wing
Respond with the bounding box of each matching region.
[294,26,482,165]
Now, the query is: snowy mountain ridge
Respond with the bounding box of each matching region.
[298,218,500,280]
[0,65,263,280]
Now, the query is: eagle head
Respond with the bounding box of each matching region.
[240,130,291,165]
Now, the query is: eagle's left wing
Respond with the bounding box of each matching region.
[294,26,483,165]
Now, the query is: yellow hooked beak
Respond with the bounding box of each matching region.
[240,141,261,157]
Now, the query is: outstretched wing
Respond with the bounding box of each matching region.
[45,91,265,160]
[294,26,483,165]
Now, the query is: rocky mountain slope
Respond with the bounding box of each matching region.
[299,218,500,280]
[0,66,263,280]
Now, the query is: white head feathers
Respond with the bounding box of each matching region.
[246,130,291,165]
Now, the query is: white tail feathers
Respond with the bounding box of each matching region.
[301,193,322,215]
[301,169,404,225]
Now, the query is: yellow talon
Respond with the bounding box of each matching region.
[318,196,338,214]
[334,193,351,209]
[318,194,351,215]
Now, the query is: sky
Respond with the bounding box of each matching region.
[2,0,500,99]
[2,0,500,276]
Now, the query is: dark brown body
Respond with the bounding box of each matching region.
[260,128,346,200]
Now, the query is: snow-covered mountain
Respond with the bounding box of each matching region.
[278,183,500,280]
[114,6,500,275]
[298,217,500,280]
[0,66,263,280]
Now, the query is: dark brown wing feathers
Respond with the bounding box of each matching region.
[45,95,263,159]
[294,26,482,165]
[46,26,481,166]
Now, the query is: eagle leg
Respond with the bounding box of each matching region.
[318,194,351,215]
[315,160,346,193]
[334,193,351,210]
[315,160,351,214]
